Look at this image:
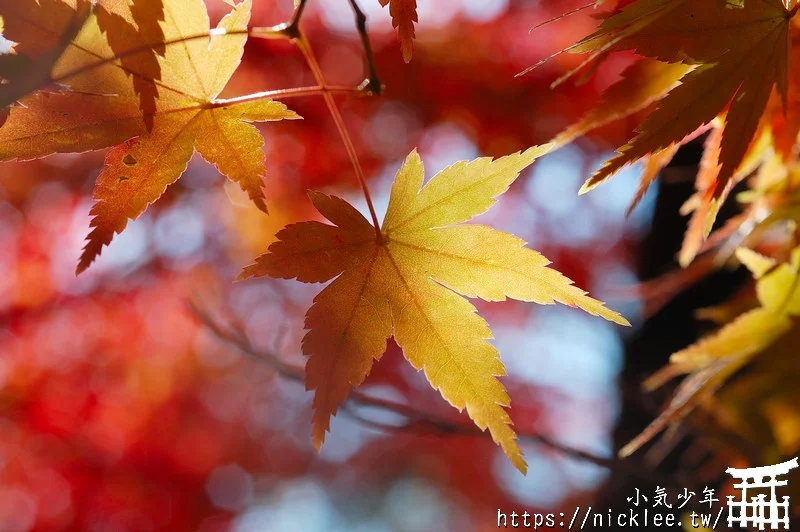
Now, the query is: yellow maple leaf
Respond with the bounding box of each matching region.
[0,0,299,273]
[748,245,800,314]
[622,244,800,457]
[239,147,630,473]
[93,0,167,130]
[379,0,418,63]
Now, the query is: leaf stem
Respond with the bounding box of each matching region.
[212,85,364,106]
[295,31,383,235]
[50,26,282,88]
[253,0,382,233]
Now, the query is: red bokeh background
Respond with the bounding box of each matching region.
[0,0,658,529]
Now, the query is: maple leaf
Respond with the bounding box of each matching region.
[551,58,691,150]
[0,0,92,110]
[74,0,300,273]
[621,245,800,457]
[239,147,630,473]
[548,57,691,213]
[749,19,800,160]
[0,0,89,59]
[0,0,299,273]
[677,121,773,266]
[379,0,418,63]
[94,0,167,131]
[0,0,169,123]
[561,0,797,243]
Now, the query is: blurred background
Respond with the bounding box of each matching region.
[0,0,715,529]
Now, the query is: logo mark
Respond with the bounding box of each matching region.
[726,457,798,530]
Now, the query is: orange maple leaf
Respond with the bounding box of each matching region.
[577,0,794,200]
[544,0,797,265]
[0,0,92,110]
[379,0,418,63]
[0,0,299,273]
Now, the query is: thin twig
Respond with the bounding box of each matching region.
[257,0,384,232]
[295,30,383,235]
[345,0,383,95]
[266,0,382,231]
[190,301,686,487]
[276,0,384,94]
[46,13,375,105]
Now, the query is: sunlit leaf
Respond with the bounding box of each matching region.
[0,0,300,273]
[240,147,630,473]
[379,0,418,63]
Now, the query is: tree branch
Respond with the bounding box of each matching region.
[190,301,686,488]
[346,0,383,95]
[261,0,382,95]
[46,0,383,105]
[294,30,383,234]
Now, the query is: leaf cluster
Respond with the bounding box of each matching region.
[543,0,800,461]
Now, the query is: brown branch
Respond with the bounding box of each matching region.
[345,0,383,95]
[189,301,687,487]
[262,0,382,95]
